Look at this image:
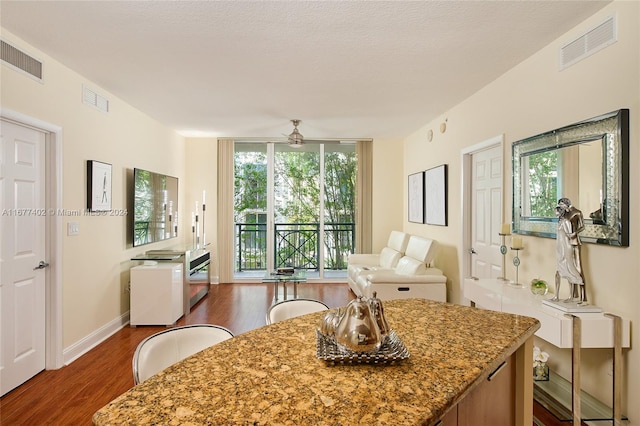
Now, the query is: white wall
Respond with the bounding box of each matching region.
[1,29,187,351]
[404,2,639,422]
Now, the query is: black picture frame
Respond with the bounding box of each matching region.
[87,160,112,212]
[408,171,425,223]
[425,164,448,226]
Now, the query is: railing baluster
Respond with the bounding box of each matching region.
[234,222,355,272]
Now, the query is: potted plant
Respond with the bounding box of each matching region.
[533,346,550,381]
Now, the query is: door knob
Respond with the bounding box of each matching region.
[34,261,50,270]
[468,248,477,254]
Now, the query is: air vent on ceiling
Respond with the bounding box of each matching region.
[1,39,43,81]
[560,15,616,70]
[83,85,109,113]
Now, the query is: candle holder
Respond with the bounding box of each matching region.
[174,215,178,237]
[195,213,200,249]
[201,203,206,247]
[498,233,509,281]
[510,247,524,288]
[192,224,196,249]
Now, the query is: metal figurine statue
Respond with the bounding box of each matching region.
[552,198,587,304]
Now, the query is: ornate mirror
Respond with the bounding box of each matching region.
[512,109,629,246]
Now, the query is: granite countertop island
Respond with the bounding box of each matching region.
[93,298,540,425]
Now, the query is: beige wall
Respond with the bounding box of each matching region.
[369,138,405,250]
[403,2,639,421]
[184,138,218,279]
[1,29,187,350]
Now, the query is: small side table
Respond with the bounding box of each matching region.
[263,270,307,301]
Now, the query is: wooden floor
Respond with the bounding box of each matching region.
[0,282,564,425]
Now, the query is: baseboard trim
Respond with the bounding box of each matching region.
[62,311,130,365]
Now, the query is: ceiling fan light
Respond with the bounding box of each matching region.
[287,119,304,147]
[289,132,303,147]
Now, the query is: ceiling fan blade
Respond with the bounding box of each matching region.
[301,139,354,144]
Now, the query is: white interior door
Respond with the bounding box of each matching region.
[0,119,47,396]
[470,144,504,279]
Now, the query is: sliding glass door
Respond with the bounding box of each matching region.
[234,142,356,279]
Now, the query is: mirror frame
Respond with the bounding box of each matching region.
[512,109,629,246]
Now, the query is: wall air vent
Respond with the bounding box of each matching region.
[82,85,110,113]
[1,39,43,81]
[560,15,616,70]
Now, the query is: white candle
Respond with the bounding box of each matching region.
[195,201,199,214]
[202,190,206,205]
[512,236,523,249]
[191,212,195,227]
[500,223,511,235]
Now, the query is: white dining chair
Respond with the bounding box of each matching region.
[132,324,234,384]
[266,298,329,325]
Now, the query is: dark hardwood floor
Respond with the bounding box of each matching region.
[0,282,563,425]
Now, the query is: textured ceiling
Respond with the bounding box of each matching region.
[1,1,609,140]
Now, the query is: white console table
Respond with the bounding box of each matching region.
[463,278,630,425]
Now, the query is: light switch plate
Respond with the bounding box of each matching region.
[67,222,79,236]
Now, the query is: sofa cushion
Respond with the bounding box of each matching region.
[394,256,426,275]
[405,236,438,265]
[378,247,402,269]
[387,231,410,253]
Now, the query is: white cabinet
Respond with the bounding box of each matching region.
[130,263,183,326]
[463,278,630,348]
[136,248,211,315]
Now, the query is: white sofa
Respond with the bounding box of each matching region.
[347,230,410,294]
[348,233,447,302]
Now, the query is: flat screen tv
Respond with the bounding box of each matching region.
[133,168,178,247]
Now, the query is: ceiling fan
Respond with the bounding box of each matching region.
[287,119,304,147]
[284,119,352,147]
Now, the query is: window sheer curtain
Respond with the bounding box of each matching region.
[356,140,372,254]
[217,139,235,283]
[217,138,372,282]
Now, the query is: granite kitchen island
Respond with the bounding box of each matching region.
[93,298,539,425]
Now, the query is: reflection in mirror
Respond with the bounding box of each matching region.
[133,168,179,246]
[521,138,603,220]
[512,109,628,246]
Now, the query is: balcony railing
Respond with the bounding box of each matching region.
[235,222,355,272]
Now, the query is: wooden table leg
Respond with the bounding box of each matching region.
[604,313,622,426]
[566,314,581,426]
[515,335,533,426]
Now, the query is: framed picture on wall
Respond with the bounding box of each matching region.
[425,164,448,226]
[408,171,425,223]
[87,160,112,212]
